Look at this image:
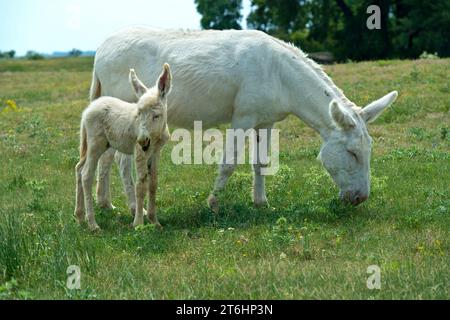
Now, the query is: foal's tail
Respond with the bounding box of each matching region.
[89,69,102,101]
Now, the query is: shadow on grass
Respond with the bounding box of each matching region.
[160,196,361,231]
[75,194,362,258]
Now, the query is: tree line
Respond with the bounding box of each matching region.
[195,0,449,61]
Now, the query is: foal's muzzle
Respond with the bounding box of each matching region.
[138,137,150,152]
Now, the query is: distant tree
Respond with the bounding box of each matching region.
[247,0,340,53]
[0,50,15,59]
[195,0,243,29]
[26,51,44,60]
[331,0,393,60]
[69,48,82,57]
[392,0,450,58]
[196,0,449,60]
[247,0,305,39]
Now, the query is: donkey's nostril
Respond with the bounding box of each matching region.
[352,193,368,205]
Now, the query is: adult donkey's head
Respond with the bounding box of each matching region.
[318,91,398,205]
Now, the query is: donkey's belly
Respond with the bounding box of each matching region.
[166,89,235,129]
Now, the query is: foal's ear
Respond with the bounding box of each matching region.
[360,91,398,124]
[157,63,172,98]
[330,100,356,130]
[129,69,148,99]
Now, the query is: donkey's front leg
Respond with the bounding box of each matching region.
[133,147,147,227]
[147,150,162,227]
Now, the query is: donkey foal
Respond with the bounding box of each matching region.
[75,64,172,231]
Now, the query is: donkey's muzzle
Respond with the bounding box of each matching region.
[340,191,368,206]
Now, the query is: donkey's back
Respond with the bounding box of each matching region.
[92,27,278,128]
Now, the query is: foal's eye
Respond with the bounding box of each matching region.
[153,115,160,120]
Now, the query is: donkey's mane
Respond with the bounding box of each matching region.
[271,37,360,112]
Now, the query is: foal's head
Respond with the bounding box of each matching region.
[129,64,172,151]
[318,91,398,205]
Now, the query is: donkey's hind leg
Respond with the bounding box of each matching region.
[96,148,115,210]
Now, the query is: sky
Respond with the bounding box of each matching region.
[1,0,251,56]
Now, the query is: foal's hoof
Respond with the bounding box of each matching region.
[98,202,116,211]
[131,207,148,217]
[74,211,84,224]
[207,194,219,214]
[146,212,163,229]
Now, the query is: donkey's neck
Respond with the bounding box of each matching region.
[277,42,354,139]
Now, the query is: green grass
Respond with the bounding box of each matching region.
[0,57,449,299]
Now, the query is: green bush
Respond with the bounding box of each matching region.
[25,51,44,60]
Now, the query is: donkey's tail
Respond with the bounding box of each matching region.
[89,69,102,101]
[79,123,88,163]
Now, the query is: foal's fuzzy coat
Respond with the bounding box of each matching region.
[75,64,172,231]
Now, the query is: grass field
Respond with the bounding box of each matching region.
[0,57,448,299]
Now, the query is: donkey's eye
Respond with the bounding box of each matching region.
[348,150,358,160]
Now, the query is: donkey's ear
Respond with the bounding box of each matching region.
[330,100,356,130]
[157,63,172,98]
[360,91,398,124]
[129,69,148,99]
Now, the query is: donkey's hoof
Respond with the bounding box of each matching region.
[88,223,101,232]
[253,199,269,208]
[132,219,144,228]
[207,194,219,214]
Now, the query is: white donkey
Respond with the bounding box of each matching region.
[90,27,398,212]
[75,64,171,231]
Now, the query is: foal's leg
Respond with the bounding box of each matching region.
[82,142,107,231]
[74,158,86,223]
[147,149,162,227]
[253,126,272,207]
[133,146,148,227]
[96,148,115,209]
